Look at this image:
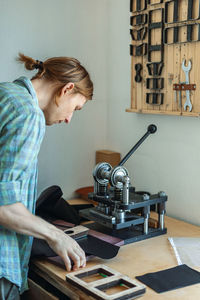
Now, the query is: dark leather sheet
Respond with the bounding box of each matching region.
[32,186,120,262]
[31,235,119,260]
[136,264,200,293]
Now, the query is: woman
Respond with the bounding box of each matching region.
[0,53,93,299]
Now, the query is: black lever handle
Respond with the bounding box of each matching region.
[118,124,157,166]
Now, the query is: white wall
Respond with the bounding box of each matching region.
[0,0,199,226]
[106,0,200,226]
[0,0,109,198]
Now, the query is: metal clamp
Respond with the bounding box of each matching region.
[146,93,164,105]
[130,43,147,56]
[147,62,164,76]
[173,84,196,91]
[148,8,164,29]
[164,24,200,45]
[165,0,200,24]
[146,78,164,90]
[130,14,148,26]
[130,0,147,12]
[148,8,164,62]
[135,64,143,83]
[130,27,147,41]
[148,45,164,62]
[148,0,163,5]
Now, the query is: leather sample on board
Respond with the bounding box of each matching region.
[136,264,200,293]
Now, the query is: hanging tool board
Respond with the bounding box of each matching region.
[127,0,200,116]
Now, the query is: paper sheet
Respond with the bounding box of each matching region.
[168,237,200,268]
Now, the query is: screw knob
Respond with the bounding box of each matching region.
[148,124,157,134]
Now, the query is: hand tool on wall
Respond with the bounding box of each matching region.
[130,14,147,26]
[130,27,147,41]
[146,93,164,105]
[130,0,147,12]
[135,63,143,82]
[147,8,164,63]
[147,62,164,76]
[182,59,192,112]
[164,24,200,44]
[173,82,196,109]
[165,0,200,24]
[146,78,164,89]
[130,43,147,56]
[148,0,163,4]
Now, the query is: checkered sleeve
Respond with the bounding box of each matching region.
[0,105,44,206]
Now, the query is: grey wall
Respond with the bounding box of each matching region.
[0,0,199,226]
[0,0,109,198]
[106,0,200,226]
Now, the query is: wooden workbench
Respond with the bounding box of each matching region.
[29,211,200,300]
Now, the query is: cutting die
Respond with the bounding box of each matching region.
[66,264,146,300]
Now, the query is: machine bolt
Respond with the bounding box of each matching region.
[143,193,150,201]
[158,191,166,197]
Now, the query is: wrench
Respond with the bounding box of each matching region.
[182,59,192,112]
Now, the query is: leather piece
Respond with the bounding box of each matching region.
[36,185,63,210]
[33,186,120,262]
[31,235,119,260]
[36,186,80,224]
[76,235,119,259]
[136,264,200,293]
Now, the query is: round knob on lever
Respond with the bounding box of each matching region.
[147,124,157,134]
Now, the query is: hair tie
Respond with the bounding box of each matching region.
[34,60,44,70]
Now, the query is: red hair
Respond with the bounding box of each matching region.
[17,53,93,100]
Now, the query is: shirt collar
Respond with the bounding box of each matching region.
[13,76,38,104]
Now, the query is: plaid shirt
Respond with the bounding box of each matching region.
[0,77,45,293]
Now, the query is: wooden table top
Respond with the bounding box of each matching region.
[31,208,200,300]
